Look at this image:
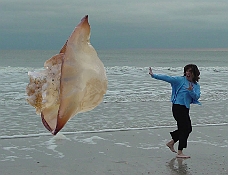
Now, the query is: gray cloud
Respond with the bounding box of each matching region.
[1,0,228,49]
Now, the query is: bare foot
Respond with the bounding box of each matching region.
[166,140,177,153]
[176,153,190,159]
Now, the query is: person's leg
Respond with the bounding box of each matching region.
[178,113,192,150]
[170,104,192,157]
[175,105,192,158]
[170,130,179,142]
[166,104,180,153]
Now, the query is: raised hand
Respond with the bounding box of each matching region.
[187,82,193,91]
[149,67,153,75]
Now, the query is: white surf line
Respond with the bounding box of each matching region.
[1,123,227,140]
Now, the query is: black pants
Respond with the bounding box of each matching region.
[170,104,192,150]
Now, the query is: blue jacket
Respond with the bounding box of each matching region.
[151,74,201,108]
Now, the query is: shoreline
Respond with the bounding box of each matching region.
[1,123,228,140]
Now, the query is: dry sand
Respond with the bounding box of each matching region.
[0,125,227,175]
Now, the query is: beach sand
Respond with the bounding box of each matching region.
[0,125,227,175]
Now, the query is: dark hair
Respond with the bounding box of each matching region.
[184,64,200,83]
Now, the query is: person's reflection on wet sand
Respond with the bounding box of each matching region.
[167,158,192,175]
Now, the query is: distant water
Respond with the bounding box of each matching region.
[0,49,228,138]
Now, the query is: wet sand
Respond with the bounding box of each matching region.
[0,125,227,175]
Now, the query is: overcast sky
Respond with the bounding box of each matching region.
[1,0,228,50]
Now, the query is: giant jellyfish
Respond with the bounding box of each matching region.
[26,15,107,135]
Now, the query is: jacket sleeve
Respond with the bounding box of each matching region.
[151,74,180,84]
[188,84,200,100]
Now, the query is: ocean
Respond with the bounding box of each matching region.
[0,49,228,138]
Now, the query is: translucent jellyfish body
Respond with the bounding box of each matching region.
[26,15,107,135]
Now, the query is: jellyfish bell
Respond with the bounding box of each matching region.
[26,15,107,135]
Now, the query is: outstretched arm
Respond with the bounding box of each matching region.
[149,67,180,84]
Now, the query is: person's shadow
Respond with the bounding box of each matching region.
[167,158,192,175]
